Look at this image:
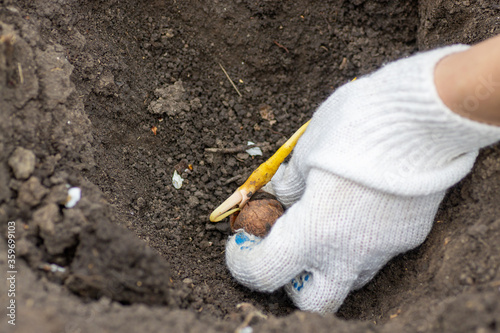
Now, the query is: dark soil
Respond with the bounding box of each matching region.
[1,0,499,332]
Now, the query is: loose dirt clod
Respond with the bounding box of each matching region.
[8,147,36,180]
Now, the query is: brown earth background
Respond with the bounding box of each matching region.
[1,0,500,332]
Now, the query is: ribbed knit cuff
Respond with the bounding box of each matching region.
[300,45,500,196]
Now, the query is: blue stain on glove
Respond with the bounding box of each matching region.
[235,233,249,245]
[291,272,311,292]
[233,231,262,250]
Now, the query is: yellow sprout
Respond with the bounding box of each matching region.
[210,120,310,222]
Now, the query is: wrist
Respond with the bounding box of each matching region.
[435,34,500,126]
[297,44,500,196]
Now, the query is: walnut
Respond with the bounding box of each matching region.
[230,191,284,237]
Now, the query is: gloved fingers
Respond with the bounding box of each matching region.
[270,161,306,208]
[225,214,306,292]
[284,269,353,314]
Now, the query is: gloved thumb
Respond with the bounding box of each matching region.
[270,160,306,208]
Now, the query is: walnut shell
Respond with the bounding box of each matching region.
[230,192,284,237]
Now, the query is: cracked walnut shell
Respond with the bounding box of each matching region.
[230,191,284,237]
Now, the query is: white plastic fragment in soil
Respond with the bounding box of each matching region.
[245,141,263,156]
[40,263,66,273]
[65,187,81,208]
[172,170,184,189]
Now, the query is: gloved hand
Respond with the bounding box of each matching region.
[225,45,500,314]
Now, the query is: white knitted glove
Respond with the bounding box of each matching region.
[226,45,500,314]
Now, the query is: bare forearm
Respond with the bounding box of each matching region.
[435,34,500,125]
